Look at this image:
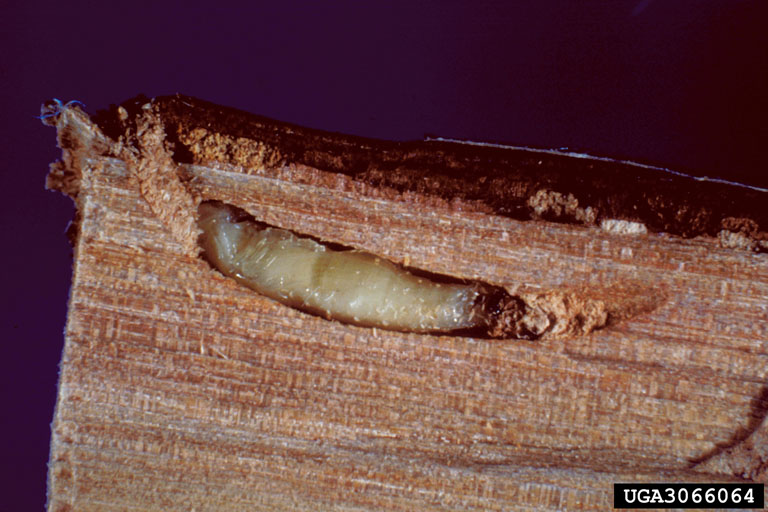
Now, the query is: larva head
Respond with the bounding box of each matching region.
[197,201,247,277]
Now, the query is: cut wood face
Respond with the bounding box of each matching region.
[44,97,768,511]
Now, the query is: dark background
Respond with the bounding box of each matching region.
[2,1,766,509]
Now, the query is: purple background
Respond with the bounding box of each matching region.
[2,1,767,509]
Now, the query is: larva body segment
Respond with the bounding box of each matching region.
[198,201,540,338]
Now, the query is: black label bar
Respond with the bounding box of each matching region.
[614,483,764,509]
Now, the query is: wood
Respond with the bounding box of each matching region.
[45,96,768,511]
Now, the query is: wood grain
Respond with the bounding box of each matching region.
[46,100,768,511]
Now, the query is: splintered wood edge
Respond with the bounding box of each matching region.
[104,94,768,250]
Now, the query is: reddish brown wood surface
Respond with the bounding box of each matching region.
[46,102,767,511]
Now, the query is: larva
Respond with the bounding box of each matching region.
[197,201,543,339]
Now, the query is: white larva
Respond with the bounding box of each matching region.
[197,201,538,338]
